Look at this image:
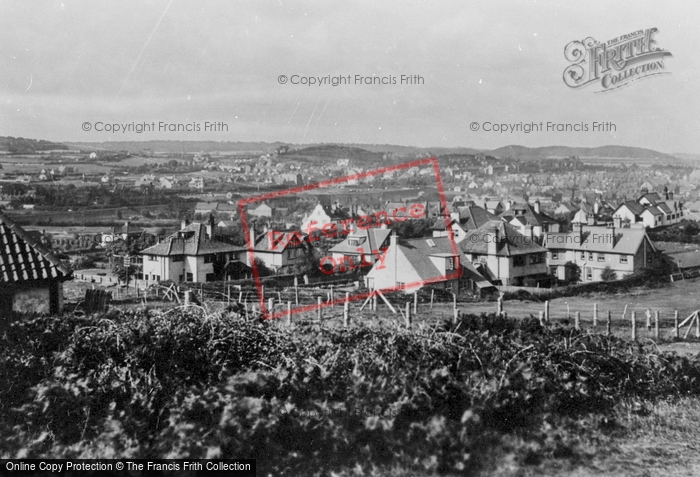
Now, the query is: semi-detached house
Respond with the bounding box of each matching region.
[544,218,658,282]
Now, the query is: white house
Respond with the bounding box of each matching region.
[139,219,247,283]
[365,234,462,294]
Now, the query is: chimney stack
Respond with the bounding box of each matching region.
[613,215,622,229]
[249,227,256,250]
[534,200,540,214]
[390,231,397,248]
[669,191,674,200]
[181,218,188,230]
[487,223,500,256]
[594,201,600,215]
[206,214,215,239]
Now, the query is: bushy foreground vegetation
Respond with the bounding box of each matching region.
[2,308,700,475]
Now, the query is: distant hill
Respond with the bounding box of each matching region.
[491,145,678,161]
[65,140,484,157]
[284,144,385,165]
[64,140,287,154]
[7,135,686,164]
[0,136,69,153]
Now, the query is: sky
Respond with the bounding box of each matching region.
[1,0,699,154]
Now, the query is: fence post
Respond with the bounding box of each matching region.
[654,311,659,339]
[317,296,322,322]
[286,301,292,326]
[575,311,580,331]
[674,310,679,339]
[184,290,191,305]
[268,297,274,316]
[430,289,434,308]
[606,310,611,336]
[453,293,458,324]
[343,292,349,328]
[539,311,544,326]
[646,310,652,331]
[294,276,299,305]
[631,311,637,341]
[593,303,598,327]
[544,300,550,322]
[405,302,411,328]
[497,296,503,316]
[697,313,700,339]
[413,292,418,315]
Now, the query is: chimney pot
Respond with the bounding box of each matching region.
[534,200,540,214]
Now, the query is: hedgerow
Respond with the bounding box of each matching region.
[1,308,700,475]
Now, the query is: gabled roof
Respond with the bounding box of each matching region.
[615,200,645,216]
[639,192,662,205]
[499,202,557,226]
[253,230,308,253]
[0,212,72,283]
[544,225,652,255]
[329,228,392,255]
[397,236,461,282]
[460,220,547,256]
[642,205,663,217]
[140,222,245,257]
[456,205,498,230]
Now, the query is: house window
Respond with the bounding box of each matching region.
[148,255,158,261]
[447,257,455,270]
[597,253,605,262]
[580,252,585,260]
[172,255,184,262]
[186,273,193,281]
[588,252,594,261]
[620,255,628,264]
[348,238,360,246]
[530,253,544,265]
[513,256,525,267]
[552,252,559,260]
[586,268,592,281]
[203,254,213,263]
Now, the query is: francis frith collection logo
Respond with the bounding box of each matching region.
[563,28,672,93]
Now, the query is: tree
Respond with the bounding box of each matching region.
[601,266,617,282]
[254,258,274,277]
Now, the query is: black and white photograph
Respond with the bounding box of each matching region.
[2,1,700,475]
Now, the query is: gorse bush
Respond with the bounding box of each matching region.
[2,308,700,475]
